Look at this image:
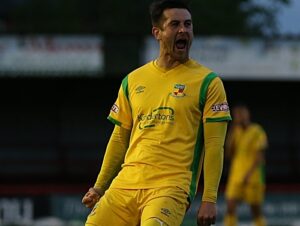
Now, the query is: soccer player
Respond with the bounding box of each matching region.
[224,103,268,226]
[82,0,231,225]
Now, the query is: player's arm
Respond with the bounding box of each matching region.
[197,75,230,226]
[202,121,227,203]
[201,76,230,203]
[197,121,227,225]
[243,128,268,184]
[242,150,264,185]
[82,125,130,208]
[83,77,132,208]
[243,131,268,185]
[94,124,130,193]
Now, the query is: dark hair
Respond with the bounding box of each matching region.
[149,0,191,26]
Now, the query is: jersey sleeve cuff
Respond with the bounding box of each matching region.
[202,196,217,203]
[205,116,232,123]
[107,116,131,130]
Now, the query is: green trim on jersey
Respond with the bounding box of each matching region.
[259,164,266,184]
[107,116,122,126]
[199,72,217,111]
[189,123,204,201]
[122,75,129,101]
[254,130,265,185]
[206,116,232,122]
[189,72,218,201]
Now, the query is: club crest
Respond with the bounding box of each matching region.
[170,84,186,97]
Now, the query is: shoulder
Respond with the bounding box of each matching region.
[120,62,153,90]
[251,123,266,134]
[127,61,153,79]
[185,59,214,78]
[186,60,226,91]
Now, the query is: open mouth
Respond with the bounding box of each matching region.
[175,39,188,50]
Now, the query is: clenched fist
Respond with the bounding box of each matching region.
[197,201,217,226]
[82,187,101,208]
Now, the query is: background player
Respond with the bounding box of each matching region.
[82,0,231,225]
[224,103,268,226]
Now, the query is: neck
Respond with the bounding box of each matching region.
[155,54,189,70]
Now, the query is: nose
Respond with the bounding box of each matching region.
[178,24,187,33]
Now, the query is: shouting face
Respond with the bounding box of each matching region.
[153,8,193,63]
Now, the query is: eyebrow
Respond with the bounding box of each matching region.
[169,19,192,23]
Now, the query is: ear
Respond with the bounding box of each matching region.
[152,26,161,40]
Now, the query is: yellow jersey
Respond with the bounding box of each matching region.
[227,123,268,185]
[108,59,231,200]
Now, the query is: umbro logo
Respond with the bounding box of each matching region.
[160,208,171,217]
[135,85,146,94]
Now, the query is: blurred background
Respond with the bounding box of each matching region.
[0,0,299,225]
